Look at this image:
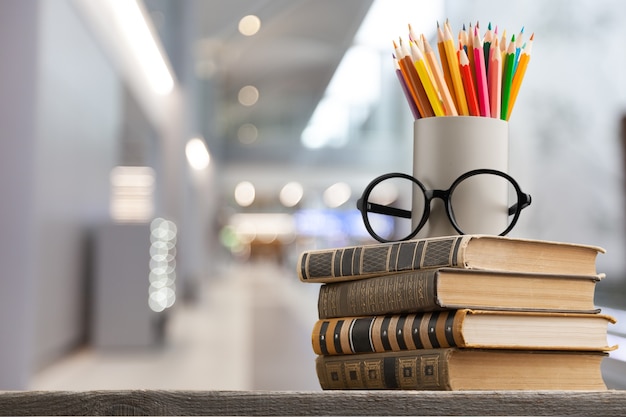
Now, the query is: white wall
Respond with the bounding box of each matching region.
[0,0,192,388]
[32,0,122,369]
[0,0,40,390]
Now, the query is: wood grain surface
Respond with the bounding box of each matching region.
[1,390,626,416]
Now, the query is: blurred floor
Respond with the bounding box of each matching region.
[30,260,322,391]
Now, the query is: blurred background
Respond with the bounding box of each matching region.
[1,0,626,390]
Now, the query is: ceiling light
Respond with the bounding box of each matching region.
[279,182,304,207]
[238,85,259,106]
[323,182,352,208]
[237,123,259,144]
[108,0,174,95]
[234,181,256,207]
[238,15,261,36]
[185,137,210,170]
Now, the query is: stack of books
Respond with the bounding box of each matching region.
[298,234,617,390]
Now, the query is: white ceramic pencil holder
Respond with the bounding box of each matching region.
[413,116,509,238]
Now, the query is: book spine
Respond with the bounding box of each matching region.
[315,349,454,390]
[317,270,442,319]
[311,311,463,355]
[299,235,468,283]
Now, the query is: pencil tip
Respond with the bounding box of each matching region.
[530,32,535,40]
[488,22,492,30]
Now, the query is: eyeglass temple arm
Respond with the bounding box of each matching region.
[357,198,412,219]
[508,193,532,216]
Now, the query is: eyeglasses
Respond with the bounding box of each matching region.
[357,168,531,243]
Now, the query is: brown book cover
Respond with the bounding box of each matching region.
[317,268,602,319]
[311,310,617,355]
[315,348,608,390]
[298,235,605,283]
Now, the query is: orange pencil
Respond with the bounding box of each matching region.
[459,48,480,116]
[399,39,435,117]
[443,20,468,115]
[422,34,458,116]
[488,37,502,118]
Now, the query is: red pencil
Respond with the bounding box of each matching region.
[459,47,480,116]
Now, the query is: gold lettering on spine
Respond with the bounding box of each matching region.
[417,273,426,306]
[367,279,377,316]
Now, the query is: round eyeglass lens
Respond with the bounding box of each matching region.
[363,175,426,241]
[449,172,516,235]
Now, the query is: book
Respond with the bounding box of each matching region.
[317,268,602,319]
[311,310,616,355]
[315,348,608,390]
[298,235,605,283]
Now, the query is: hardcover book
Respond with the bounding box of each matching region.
[311,310,616,355]
[315,348,608,390]
[317,268,602,319]
[298,235,604,283]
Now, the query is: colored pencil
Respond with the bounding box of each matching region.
[488,37,502,119]
[443,20,469,115]
[459,48,480,116]
[400,39,435,117]
[500,35,516,121]
[483,22,493,75]
[393,54,420,119]
[422,34,458,116]
[437,21,458,110]
[392,21,531,121]
[507,33,533,120]
[513,26,525,73]
[473,26,491,117]
[410,42,445,116]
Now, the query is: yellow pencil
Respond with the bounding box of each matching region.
[507,33,533,120]
[410,41,445,116]
[422,34,457,116]
[437,21,458,111]
[443,20,468,115]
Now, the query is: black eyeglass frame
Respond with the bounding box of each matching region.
[357,168,532,243]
